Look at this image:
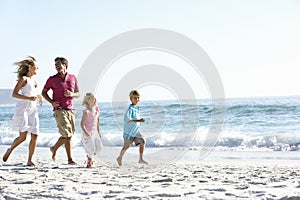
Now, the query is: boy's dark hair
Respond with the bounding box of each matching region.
[55,57,68,69]
[129,90,140,97]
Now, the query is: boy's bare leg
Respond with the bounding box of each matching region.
[138,141,148,164]
[117,146,129,166]
[3,131,27,162]
[27,133,38,166]
[50,137,65,161]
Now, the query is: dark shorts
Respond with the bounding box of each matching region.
[124,133,145,147]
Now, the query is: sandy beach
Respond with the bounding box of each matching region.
[1,145,300,200]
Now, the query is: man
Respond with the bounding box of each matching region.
[42,57,79,164]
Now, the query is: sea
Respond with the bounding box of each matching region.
[1,95,300,152]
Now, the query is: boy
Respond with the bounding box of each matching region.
[116,90,148,166]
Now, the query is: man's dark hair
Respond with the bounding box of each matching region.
[55,57,68,69]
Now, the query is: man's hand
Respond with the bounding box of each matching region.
[64,90,73,97]
[51,100,60,108]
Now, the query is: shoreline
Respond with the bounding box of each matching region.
[1,146,300,199]
[2,145,300,165]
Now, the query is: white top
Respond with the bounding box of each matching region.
[11,76,39,134]
[18,76,38,108]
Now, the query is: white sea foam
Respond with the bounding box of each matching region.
[1,127,300,152]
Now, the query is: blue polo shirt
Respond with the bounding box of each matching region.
[123,104,141,139]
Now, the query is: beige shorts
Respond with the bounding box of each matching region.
[124,133,145,147]
[54,109,75,138]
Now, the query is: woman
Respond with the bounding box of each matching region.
[2,56,42,166]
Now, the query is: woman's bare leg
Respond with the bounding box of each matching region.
[27,133,38,166]
[3,131,27,162]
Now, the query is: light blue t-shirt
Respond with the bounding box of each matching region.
[123,104,141,139]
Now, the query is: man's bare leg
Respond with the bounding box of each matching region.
[50,137,65,161]
[65,137,75,164]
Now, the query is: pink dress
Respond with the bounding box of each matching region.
[81,107,103,156]
[11,76,39,134]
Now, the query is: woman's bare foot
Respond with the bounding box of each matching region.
[27,161,36,166]
[139,159,148,165]
[3,148,11,162]
[50,147,56,161]
[116,157,122,166]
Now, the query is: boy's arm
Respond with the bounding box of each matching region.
[127,106,145,122]
[129,118,146,122]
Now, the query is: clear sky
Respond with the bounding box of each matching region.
[1,0,300,101]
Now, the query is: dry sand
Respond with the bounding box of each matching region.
[1,145,300,199]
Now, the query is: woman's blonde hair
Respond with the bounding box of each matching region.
[14,56,36,79]
[82,92,96,108]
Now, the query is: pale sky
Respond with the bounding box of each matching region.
[1,0,300,101]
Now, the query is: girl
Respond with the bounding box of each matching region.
[80,93,103,168]
[2,56,43,166]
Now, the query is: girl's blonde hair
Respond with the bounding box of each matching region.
[14,56,36,79]
[82,93,96,108]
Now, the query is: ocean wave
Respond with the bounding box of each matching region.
[226,104,300,116]
[1,128,300,151]
[1,96,300,152]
